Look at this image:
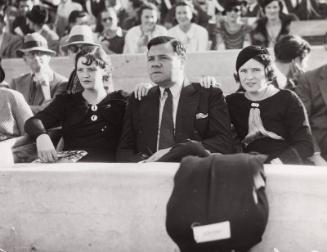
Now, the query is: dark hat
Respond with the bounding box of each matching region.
[17,33,56,56]
[0,59,5,83]
[236,45,270,72]
[224,0,247,10]
[26,5,48,25]
[259,0,281,8]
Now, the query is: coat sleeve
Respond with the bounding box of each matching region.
[295,73,321,153]
[278,91,314,163]
[201,87,235,154]
[12,91,33,135]
[116,94,147,162]
[24,95,66,139]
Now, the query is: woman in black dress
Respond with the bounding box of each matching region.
[226,45,313,164]
[25,47,128,162]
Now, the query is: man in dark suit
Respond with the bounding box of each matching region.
[295,65,327,164]
[117,36,234,162]
[284,0,320,20]
[0,14,23,58]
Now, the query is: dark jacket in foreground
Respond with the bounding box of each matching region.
[117,83,235,162]
[166,153,268,252]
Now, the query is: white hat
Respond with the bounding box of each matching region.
[62,25,99,48]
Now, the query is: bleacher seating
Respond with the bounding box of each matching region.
[3,46,327,95]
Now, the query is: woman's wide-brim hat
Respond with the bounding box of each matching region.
[17,33,56,56]
[62,25,99,48]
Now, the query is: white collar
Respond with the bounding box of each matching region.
[159,81,183,99]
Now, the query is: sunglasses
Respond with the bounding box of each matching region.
[102,16,113,22]
[227,7,241,13]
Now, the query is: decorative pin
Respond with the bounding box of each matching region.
[251,103,259,108]
[91,115,98,121]
[91,105,98,111]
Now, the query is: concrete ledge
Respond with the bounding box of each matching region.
[0,163,326,252]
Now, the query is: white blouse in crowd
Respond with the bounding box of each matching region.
[123,25,168,54]
[168,23,209,52]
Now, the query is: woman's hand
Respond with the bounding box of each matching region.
[36,134,58,163]
[133,82,154,100]
[199,76,221,89]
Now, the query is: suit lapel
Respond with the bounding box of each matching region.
[318,70,327,107]
[22,74,34,104]
[0,33,10,57]
[141,86,160,153]
[176,83,199,140]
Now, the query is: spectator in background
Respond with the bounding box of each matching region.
[0,14,23,58]
[284,0,320,20]
[124,3,167,54]
[226,45,313,164]
[214,0,251,50]
[294,55,327,165]
[55,0,83,37]
[118,0,143,30]
[85,0,106,19]
[10,33,67,114]
[0,0,6,15]
[163,0,210,29]
[26,5,59,52]
[273,34,326,166]
[251,0,297,48]
[59,10,90,55]
[96,8,125,54]
[243,0,260,17]
[12,0,34,36]
[168,1,209,52]
[274,34,311,90]
[0,61,33,141]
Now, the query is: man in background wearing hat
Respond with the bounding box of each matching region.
[55,0,83,38]
[10,33,67,114]
[26,5,59,53]
[0,14,23,58]
[12,0,34,36]
[58,11,91,56]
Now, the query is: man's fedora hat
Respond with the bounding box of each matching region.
[62,25,99,48]
[17,33,56,56]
